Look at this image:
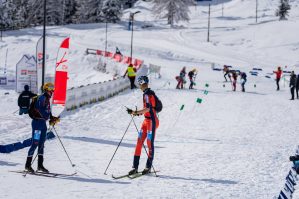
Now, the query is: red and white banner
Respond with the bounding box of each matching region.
[52,37,70,117]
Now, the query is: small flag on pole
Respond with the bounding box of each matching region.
[204,90,208,95]
[196,98,202,103]
[180,104,185,111]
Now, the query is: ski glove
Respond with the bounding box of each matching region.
[49,116,60,126]
[127,108,133,114]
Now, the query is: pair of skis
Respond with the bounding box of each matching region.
[112,171,159,180]
[10,170,77,178]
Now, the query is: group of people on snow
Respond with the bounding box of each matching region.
[273,66,299,100]
[17,61,299,175]
[175,67,197,89]
[222,65,247,92]
[18,73,160,176]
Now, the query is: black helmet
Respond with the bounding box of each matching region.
[24,85,29,91]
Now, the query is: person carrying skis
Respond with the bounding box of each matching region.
[188,68,197,89]
[289,71,296,100]
[123,64,137,89]
[223,65,231,82]
[240,72,247,92]
[232,71,238,91]
[176,66,186,89]
[18,85,37,115]
[127,76,159,175]
[25,82,60,173]
[273,66,282,90]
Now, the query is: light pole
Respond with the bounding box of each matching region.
[130,11,140,62]
[207,4,211,42]
[104,18,108,70]
[256,0,258,23]
[42,0,47,88]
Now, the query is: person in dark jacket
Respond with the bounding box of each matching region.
[25,82,60,173]
[296,74,299,99]
[188,68,197,89]
[223,65,231,82]
[240,72,247,92]
[127,76,159,175]
[289,71,296,100]
[18,85,37,115]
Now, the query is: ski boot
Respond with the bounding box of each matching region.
[25,156,34,173]
[128,168,138,175]
[142,168,150,175]
[37,155,49,173]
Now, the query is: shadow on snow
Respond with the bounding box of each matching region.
[159,175,238,185]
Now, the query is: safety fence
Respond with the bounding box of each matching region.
[86,48,143,69]
[277,146,299,199]
[65,76,130,110]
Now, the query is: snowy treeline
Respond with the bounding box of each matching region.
[0,0,199,30]
[0,0,136,29]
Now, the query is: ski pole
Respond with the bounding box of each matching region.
[104,116,134,175]
[52,126,75,168]
[23,126,53,177]
[131,116,158,177]
[23,153,38,177]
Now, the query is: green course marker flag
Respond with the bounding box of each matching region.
[180,104,185,110]
[205,83,209,88]
[196,98,202,103]
[204,90,209,95]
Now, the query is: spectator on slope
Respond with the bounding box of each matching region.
[289,71,296,100]
[223,65,231,82]
[188,68,197,89]
[123,64,137,89]
[25,83,60,173]
[176,66,187,89]
[296,73,299,99]
[273,66,283,90]
[115,47,122,56]
[126,76,160,175]
[232,71,238,91]
[240,72,247,92]
[18,85,37,115]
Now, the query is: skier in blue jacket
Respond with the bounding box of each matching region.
[25,82,60,173]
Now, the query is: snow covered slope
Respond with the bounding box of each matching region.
[1,0,299,198]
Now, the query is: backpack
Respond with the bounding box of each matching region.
[18,94,30,108]
[28,95,43,119]
[153,93,163,113]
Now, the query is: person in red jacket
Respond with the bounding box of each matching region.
[127,76,159,175]
[273,66,283,90]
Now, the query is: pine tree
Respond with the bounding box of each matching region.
[0,0,5,29]
[276,0,291,20]
[63,0,77,24]
[47,0,64,25]
[1,0,16,29]
[26,0,43,27]
[14,0,30,28]
[153,0,195,27]
[75,0,103,23]
[100,0,123,23]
